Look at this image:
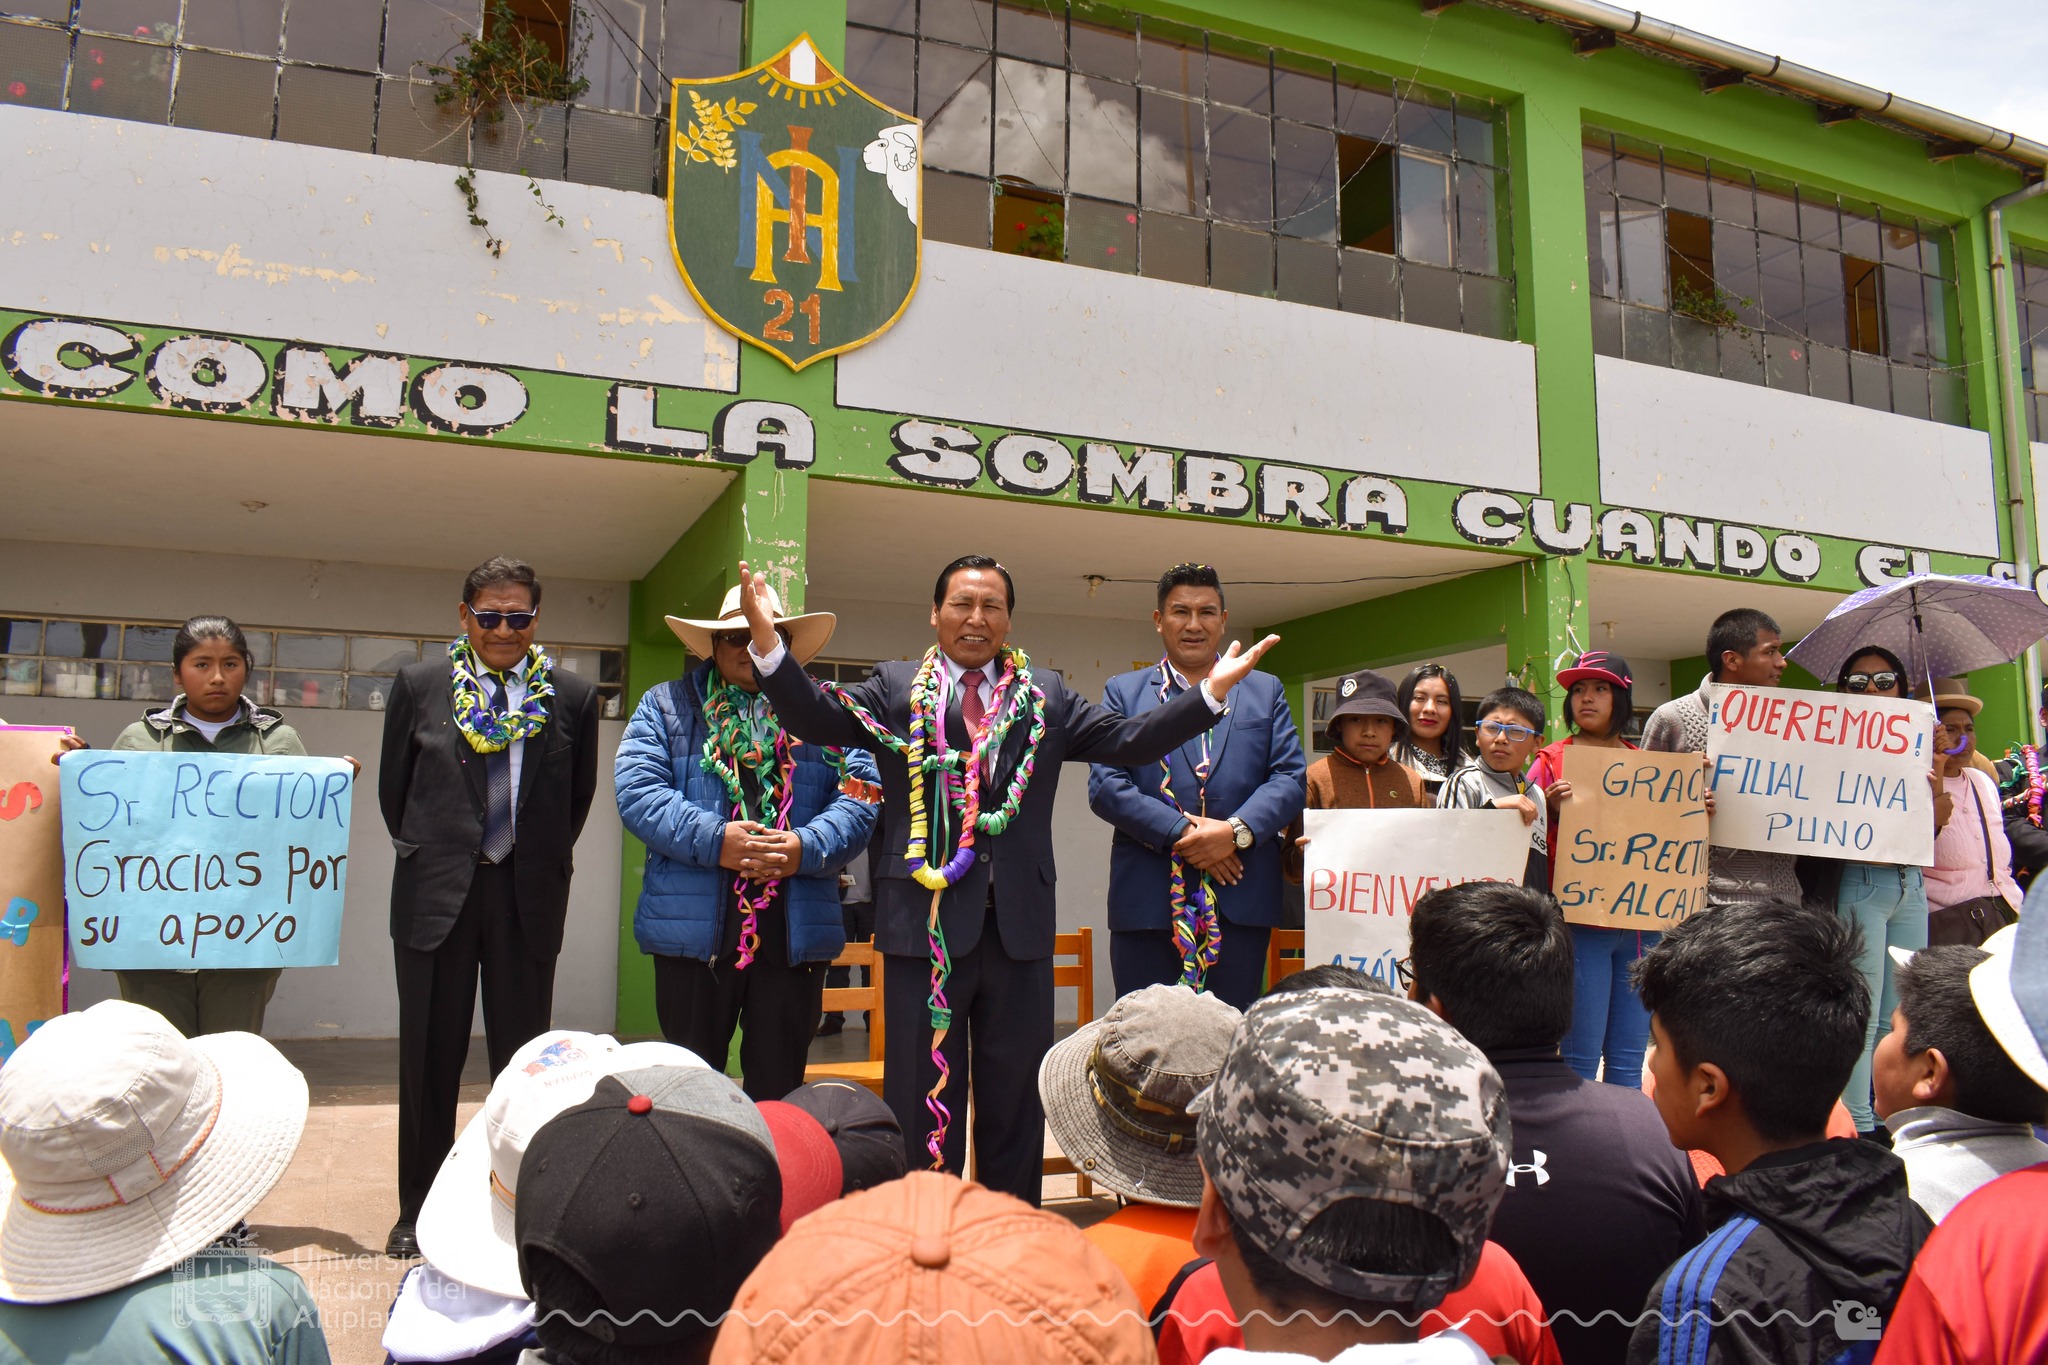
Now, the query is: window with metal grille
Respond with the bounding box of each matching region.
[846,0,1514,337]
[1584,128,1965,425]
[2015,246,2048,442]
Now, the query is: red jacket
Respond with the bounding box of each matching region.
[1874,1162,2048,1365]
[1157,1241,1561,1365]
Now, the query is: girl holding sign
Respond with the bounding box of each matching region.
[1526,650,1655,1087]
[1392,664,1466,800]
[107,615,355,1037]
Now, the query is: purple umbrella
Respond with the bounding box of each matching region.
[1788,573,2048,689]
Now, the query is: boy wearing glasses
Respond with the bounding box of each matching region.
[1437,686,1548,887]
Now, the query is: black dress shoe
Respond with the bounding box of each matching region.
[385,1220,420,1259]
[816,1014,845,1037]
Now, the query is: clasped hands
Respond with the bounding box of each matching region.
[721,819,801,881]
[1174,815,1243,886]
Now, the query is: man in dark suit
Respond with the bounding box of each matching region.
[378,556,600,1257]
[734,555,1278,1206]
[1089,564,1306,1008]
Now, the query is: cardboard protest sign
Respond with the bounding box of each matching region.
[61,751,353,970]
[1553,748,1708,929]
[0,728,71,1062]
[1705,683,1935,866]
[1302,808,1529,987]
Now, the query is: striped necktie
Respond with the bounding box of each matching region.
[480,677,515,863]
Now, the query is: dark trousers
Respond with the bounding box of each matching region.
[116,968,281,1037]
[883,896,1052,1207]
[651,887,824,1102]
[1110,923,1273,1010]
[393,859,556,1223]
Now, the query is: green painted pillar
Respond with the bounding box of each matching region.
[1504,557,1590,739]
[617,444,810,1036]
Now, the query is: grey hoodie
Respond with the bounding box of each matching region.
[1886,1104,2048,1222]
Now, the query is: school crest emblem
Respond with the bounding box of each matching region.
[667,36,922,370]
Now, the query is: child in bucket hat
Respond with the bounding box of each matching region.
[1188,987,1512,1363]
[0,1000,328,1363]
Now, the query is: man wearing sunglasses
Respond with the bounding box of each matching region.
[377,555,602,1259]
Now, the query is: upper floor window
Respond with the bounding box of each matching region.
[0,0,741,195]
[2017,246,2048,441]
[846,0,1514,337]
[1584,130,1964,425]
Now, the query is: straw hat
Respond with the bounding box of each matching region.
[416,1031,707,1299]
[666,582,835,666]
[0,1000,309,1304]
[1931,679,1983,717]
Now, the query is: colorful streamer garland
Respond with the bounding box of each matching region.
[700,676,802,971]
[449,638,555,754]
[1155,660,1223,991]
[824,646,1048,1167]
[2004,743,2045,829]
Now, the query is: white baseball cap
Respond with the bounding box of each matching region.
[1971,916,2048,1092]
[415,1031,709,1298]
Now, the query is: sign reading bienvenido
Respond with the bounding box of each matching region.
[668,36,923,371]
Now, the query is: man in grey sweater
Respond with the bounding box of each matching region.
[1640,607,1802,909]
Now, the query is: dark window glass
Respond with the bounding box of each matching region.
[846,27,914,117]
[1067,197,1137,273]
[1139,87,1199,215]
[0,22,73,110]
[1712,224,1762,329]
[285,1,383,70]
[1453,96,1495,165]
[1753,178,1797,237]
[76,0,176,40]
[1809,343,1851,402]
[1622,304,1670,366]
[123,625,177,661]
[1396,149,1452,266]
[1797,192,1840,249]
[660,0,740,79]
[1069,76,1136,203]
[1849,350,1890,410]
[1334,72,1393,141]
[1396,86,1453,155]
[383,0,481,77]
[1885,263,1928,365]
[1206,43,1269,113]
[1276,235,1336,307]
[173,49,274,138]
[993,57,1064,190]
[1403,260,1461,331]
[1456,161,1500,276]
[1462,271,1513,339]
[1210,224,1271,296]
[0,619,40,654]
[69,34,171,123]
[924,169,991,247]
[1763,333,1806,393]
[923,0,993,48]
[376,76,470,162]
[996,0,1062,64]
[1069,8,1134,81]
[1755,232,1804,338]
[920,45,990,175]
[1709,163,1753,226]
[1137,21,1198,95]
[1274,120,1335,241]
[577,0,659,115]
[472,100,565,178]
[1880,213,1922,270]
[2,1,71,19]
[1583,137,1614,194]
[276,64,374,152]
[182,0,283,53]
[848,0,915,34]
[1339,246,1398,319]
[564,107,656,190]
[1841,208,1882,262]
[1802,244,1846,348]
[1617,200,1664,308]
[1588,198,1617,298]
[1272,59,1330,125]
[1663,151,1708,216]
[1208,106,1271,225]
[1140,210,1205,284]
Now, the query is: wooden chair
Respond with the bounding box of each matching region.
[1040,926,1098,1198]
[1265,928,1306,990]
[803,941,884,1097]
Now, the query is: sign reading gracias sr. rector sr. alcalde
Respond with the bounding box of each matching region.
[669,36,922,370]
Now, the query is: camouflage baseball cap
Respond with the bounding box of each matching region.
[1191,987,1510,1308]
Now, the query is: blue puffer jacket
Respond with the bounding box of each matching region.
[616,664,879,964]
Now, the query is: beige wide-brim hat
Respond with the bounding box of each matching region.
[0,1001,309,1304]
[666,582,835,666]
[1932,679,1984,717]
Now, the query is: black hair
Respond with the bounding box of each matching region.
[1836,645,1912,698]
[1632,901,1868,1143]
[1565,677,1634,740]
[1409,883,1574,1053]
[1266,963,1394,998]
[1228,1198,1462,1315]
[1897,946,2048,1125]
[526,1251,711,1364]
[1706,608,1780,680]
[1476,686,1545,733]
[932,555,1015,611]
[1394,665,1466,770]
[463,556,543,609]
[172,615,253,670]
[1157,562,1226,610]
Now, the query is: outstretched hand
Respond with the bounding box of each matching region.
[1207,635,1282,700]
[735,561,782,656]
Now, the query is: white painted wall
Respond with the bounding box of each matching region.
[1,540,628,1038]
[1594,355,1999,556]
[837,242,1543,493]
[0,106,737,391]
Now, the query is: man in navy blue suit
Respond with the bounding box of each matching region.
[1089,564,1307,1007]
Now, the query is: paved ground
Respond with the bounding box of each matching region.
[249,1028,1110,1365]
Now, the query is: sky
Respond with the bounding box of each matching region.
[1640,0,2048,145]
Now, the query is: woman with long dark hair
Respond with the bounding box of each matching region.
[1391,664,1464,800]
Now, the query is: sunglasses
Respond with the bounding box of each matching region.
[1843,672,1901,694]
[1478,720,1538,742]
[713,631,752,649]
[465,606,538,631]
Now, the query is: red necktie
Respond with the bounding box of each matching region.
[960,669,987,735]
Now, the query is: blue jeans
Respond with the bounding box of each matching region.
[1837,864,1928,1131]
[1563,924,1659,1085]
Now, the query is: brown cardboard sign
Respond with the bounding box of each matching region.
[0,728,70,1060]
[1553,747,1709,930]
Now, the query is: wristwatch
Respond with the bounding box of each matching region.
[1228,817,1254,849]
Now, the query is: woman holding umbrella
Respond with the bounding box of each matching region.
[1926,681,2023,948]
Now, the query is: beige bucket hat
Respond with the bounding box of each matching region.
[0,1000,309,1304]
[665,582,835,666]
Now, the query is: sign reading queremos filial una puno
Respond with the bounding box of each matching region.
[0,308,1996,597]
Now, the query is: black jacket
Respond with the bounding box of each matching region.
[1625,1138,1931,1365]
[379,659,601,957]
[757,651,1219,960]
[1484,1049,1705,1365]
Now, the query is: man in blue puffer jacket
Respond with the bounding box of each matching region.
[616,584,879,1099]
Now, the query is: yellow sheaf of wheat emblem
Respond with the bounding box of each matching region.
[676,91,759,170]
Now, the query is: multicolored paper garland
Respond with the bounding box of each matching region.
[448,638,555,754]
[824,646,1049,1167]
[700,676,803,970]
[1154,659,1223,990]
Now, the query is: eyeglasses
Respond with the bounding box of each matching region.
[1394,957,1415,991]
[464,606,538,631]
[1478,721,1538,742]
[1843,672,1901,694]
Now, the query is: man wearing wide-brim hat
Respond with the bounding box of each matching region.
[614,583,881,1100]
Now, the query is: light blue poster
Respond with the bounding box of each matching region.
[61,751,352,969]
